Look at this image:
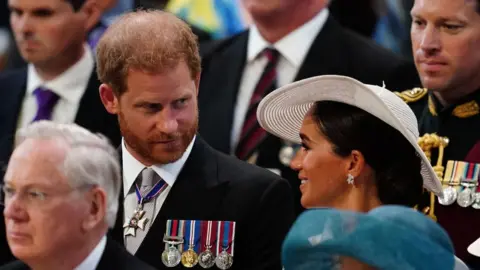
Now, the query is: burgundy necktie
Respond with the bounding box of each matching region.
[32,87,59,122]
[235,48,280,160]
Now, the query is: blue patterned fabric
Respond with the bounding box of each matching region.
[282,205,455,270]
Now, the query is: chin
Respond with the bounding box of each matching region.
[421,78,450,91]
[152,151,184,164]
[10,245,39,261]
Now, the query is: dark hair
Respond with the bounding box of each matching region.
[311,101,423,207]
[65,0,86,11]
[477,0,480,14]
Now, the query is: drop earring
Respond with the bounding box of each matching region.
[346,174,355,185]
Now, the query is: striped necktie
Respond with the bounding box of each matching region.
[235,48,280,161]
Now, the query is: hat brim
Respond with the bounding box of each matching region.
[257,75,443,197]
[468,237,480,257]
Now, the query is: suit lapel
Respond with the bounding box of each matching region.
[73,69,121,146]
[198,32,248,153]
[74,70,99,127]
[110,146,125,244]
[0,69,27,169]
[135,137,229,266]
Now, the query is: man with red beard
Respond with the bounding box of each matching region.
[395,0,480,267]
[96,10,295,270]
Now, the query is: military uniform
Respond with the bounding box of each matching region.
[396,87,480,267]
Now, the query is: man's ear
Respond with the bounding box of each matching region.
[194,72,201,96]
[80,0,102,33]
[82,187,107,231]
[99,84,120,115]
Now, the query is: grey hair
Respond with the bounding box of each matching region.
[15,121,121,228]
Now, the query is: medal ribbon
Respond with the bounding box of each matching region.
[183,220,202,253]
[216,221,236,256]
[200,221,218,253]
[135,178,168,204]
[165,220,185,251]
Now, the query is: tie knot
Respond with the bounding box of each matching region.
[33,87,59,107]
[263,48,280,63]
[138,168,158,189]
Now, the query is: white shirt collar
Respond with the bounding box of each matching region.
[26,43,94,104]
[247,8,329,67]
[122,136,196,197]
[74,235,106,270]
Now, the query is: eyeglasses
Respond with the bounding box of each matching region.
[0,183,95,208]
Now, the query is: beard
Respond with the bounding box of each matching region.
[119,111,198,165]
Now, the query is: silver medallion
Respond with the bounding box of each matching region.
[215,250,233,270]
[161,245,182,267]
[457,187,474,208]
[279,145,295,167]
[472,193,480,209]
[438,186,457,206]
[198,248,216,268]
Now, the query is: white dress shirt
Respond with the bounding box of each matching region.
[231,9,329,152]
[74,235,106,270]
[121,136,196,252]
[17,43,94,129]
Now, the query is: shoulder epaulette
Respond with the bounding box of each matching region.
[394,88,428,103]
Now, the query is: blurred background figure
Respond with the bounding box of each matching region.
[0,121,155,270]
[0,0,121,171]
[282,205,466,270]
[165,0,248,39]
[372,0,414,60]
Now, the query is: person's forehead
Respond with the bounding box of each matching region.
[6,140,69,187]
[412,0,478,16]
[8,0,73,11]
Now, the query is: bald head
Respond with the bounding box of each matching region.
[96,10,201,96]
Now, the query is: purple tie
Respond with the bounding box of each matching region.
[32,87,59,122]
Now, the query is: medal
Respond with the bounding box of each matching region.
[181,220,201,268]
[198,248,216,268]
[472,193,480,209]
[199,221,217,268]
[279,142,296,167]
[215,250,233,270]
[457,186,474,207]
[215,221,236,270]
[162,245,182,267]
[438,186,457,205]
[123,206,148,236]
[181,248,198,268]
[162,220,186,267]
[123,174,168,238]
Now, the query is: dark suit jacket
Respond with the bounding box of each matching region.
[0,68,121,265]
[197,15,421,216]
[109,136,295,270]
[0,237,156,270]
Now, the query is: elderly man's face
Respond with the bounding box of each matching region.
[3,139,90,261]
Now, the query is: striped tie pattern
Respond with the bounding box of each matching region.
[235,48,280,160]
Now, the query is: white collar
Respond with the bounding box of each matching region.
[26,43,94,104]
[74,235,106,270]
[122,136,196,197]
[247,8,329,67]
